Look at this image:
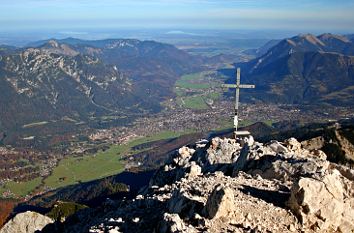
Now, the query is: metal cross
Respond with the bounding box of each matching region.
[222,68,255,137]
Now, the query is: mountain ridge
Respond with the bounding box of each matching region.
[236,33,354,105]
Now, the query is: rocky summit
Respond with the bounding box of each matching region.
[4,136,354,233]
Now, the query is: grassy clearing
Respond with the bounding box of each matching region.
[43,150,125,189]
[174,88,186,97]
[183,96,209,110]
[0,178,42,197]
[174,71,225,110]
[175,73,211,90]
[263,120,274,127]
[208,92,221,100]
[176,81,210,90]
[43,130,190,190]
[177,92,221,110]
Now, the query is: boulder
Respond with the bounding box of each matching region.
[174,147,195,167]
[232,144,250,174]
[203,185,235,219]
[284,137,302,153]
[287,171,345,231]
[50,136,354,233]
[268,141,289,154]
[185,162,202,179]
[205,138,241,165]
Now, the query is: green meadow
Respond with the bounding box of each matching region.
[0,130,193,197]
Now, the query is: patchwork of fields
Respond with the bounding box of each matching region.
[174,71,227,110]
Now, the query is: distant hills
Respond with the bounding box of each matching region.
[238,33,354,106]
[30,38,206,100]
[0,38,205,133]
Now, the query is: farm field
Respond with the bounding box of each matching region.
[174,71,227,110]
[0,178,42,198]
[44,130,193,190]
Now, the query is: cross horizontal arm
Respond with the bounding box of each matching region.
[221,84,237,88]
[222,84,255,89]
[238,84,255,89]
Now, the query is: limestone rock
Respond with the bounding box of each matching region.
[203,185,235,219]
[205,138,241,165]
[268,141,289,154]
[287,171,345,231]
[185,162,202,179]
[174,146,194,166]
[284,137,302,153]
[0,211,53,233]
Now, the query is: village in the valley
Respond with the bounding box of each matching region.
[88,101,354,145]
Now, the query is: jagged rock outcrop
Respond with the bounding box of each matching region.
[0,211,53,233]
[5,136,354,233]
[287,171,354,232]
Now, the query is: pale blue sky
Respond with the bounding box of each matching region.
[0,0,353,31]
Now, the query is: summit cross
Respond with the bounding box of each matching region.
[222,68,255,138]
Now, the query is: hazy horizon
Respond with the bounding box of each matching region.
[1,0,354,46]
[1,28,354,47]
[1,0,354,31]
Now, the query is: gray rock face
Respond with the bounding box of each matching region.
[0,211,53,233]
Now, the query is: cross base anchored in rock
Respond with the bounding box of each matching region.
[234,130,251,137]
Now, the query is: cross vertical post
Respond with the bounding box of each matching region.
[235,68,240,131]
[222,68,255,138]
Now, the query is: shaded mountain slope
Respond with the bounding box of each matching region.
[233,33,354,105]
[0,47,147,131]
